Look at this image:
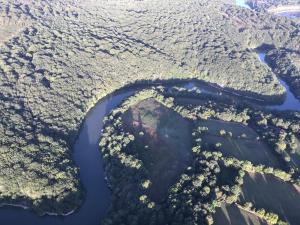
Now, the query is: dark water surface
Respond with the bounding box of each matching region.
[1,67,300,225]
[236,0,300,110]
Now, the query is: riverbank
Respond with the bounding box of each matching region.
[0,203,29,210]
[0,201,78,217]
[267,5,300,14]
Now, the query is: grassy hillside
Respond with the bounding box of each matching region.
[122,99,192,201]
[213,204,269,225]
[197,120,281,167]
[239,173,300,225]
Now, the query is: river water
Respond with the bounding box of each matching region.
[236,0,251,9]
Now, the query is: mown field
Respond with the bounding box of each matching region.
[239,173,300,225]
[213,204,269,225]
[122,98,192,201]
[197,120,281,167]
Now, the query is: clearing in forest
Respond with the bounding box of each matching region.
[213,204,268,225]
[239,173,300,225]
[122,98,192,201]
[197,119,281,167]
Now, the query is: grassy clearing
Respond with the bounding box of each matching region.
[239,173,300,225]
[198,119,281,167]
[122,98,192,201]
[213,204,269,225]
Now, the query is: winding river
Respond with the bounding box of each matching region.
[257,52,300,111]
[236,0,300,111]
[1,2,300,225]
[236,0,300,20]
[0,90,134,225]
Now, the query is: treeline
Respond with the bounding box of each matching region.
[164,84,300,177]
[193,123,291,225]
[100,90,247,224]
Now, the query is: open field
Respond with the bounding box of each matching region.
[198,120,281,167]
[122,98,192,201]
[213,204,269,225]
[239,173,300,225]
